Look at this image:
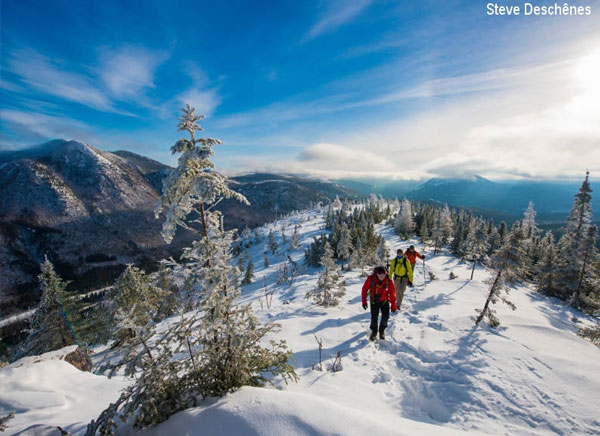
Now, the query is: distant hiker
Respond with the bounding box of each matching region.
[405,245,425,287]
[389,249,413,310]
[362,266,397,341]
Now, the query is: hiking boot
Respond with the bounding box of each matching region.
[369,331,377,341]
[379,331,385,340]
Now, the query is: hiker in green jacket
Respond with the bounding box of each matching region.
[389,248,413,310]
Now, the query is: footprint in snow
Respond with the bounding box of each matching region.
[372,371,392,383]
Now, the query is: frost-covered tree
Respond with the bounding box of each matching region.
[535,231,560,297]
[306,242,346,306]
[475,228,524,327]
[110,265,166,345]
[290,224,300,249]
[337,223,353,270]
[394,199,415,237]
[376,237,389,265]
[555,172,598,306]
[571,225,599,309]
[88,106,296,434]
[242,258,254,285]
[154,104,249,242]
[464,220,489,280]
[19,258,76,357]
[268,229,279,255]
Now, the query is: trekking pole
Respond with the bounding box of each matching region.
[422,258,427,289]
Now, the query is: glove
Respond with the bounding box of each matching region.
[362,304,368,310]
[423,255,426,260]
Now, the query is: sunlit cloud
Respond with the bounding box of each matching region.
[98,45,169,98]
[8,49,120,113]
[305,0,373,40]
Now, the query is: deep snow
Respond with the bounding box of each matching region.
[1,208,599,436]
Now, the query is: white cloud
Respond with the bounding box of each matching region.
[8,49,120,113]
[98,45,168,98]
[306,0,373,40]
[177,88,221,118]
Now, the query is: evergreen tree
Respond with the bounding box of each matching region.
[571,225,599,309]
[337,223,353,270]
[110,265,167,345]
[535,231,560,297]
[290,224,300,250]
[556,172,597,305]
[268,229,279,255]
[376,237,389,265]
[394,199,415,237]
[306,242,346,306]
[88,105,296,433]
[19,258,76,357]
[475,228,524,327]
[464,220,489,280]
[242,258,255,285]
[154,104,249,242]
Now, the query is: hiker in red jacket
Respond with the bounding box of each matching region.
[362,266,397,341]
[405,245,425,287]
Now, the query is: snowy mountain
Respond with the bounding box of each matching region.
[0,141,362,317]
[1,208,598,435]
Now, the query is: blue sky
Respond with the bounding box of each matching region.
[1,0,599,180]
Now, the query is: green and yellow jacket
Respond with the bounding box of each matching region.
[389,256,413,282]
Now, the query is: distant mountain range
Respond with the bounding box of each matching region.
[339,174,596,224]
[0,140,362,316]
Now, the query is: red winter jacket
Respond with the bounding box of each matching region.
[405,249,423,266]
[362,274,397,311]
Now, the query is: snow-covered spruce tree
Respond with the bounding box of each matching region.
[464,220,489,280]
[109,265,167,346]
[570,225,599,310]
[555,172,598,307]
[154,104,249,242]
[268,229,279,254]
[19,258,76,357]
[290,224,300,250]
[306,242,346,306]
[337,223,353,270]
[475,227,524,327]
[394,199,415,237]
[376,237,389,266]
[242,258,254,285]
[535,231,560,297]
[87,105,297,433]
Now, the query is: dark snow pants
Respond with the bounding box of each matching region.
[370,300,390,334]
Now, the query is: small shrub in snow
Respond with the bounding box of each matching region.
[449,272,458,280]
[429,271,438,281]
[578,326,600,347]
[264,255,270,268]
[329,351,343,372]
[0,412,15,432]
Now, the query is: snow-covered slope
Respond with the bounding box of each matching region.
[1,208,599,436]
